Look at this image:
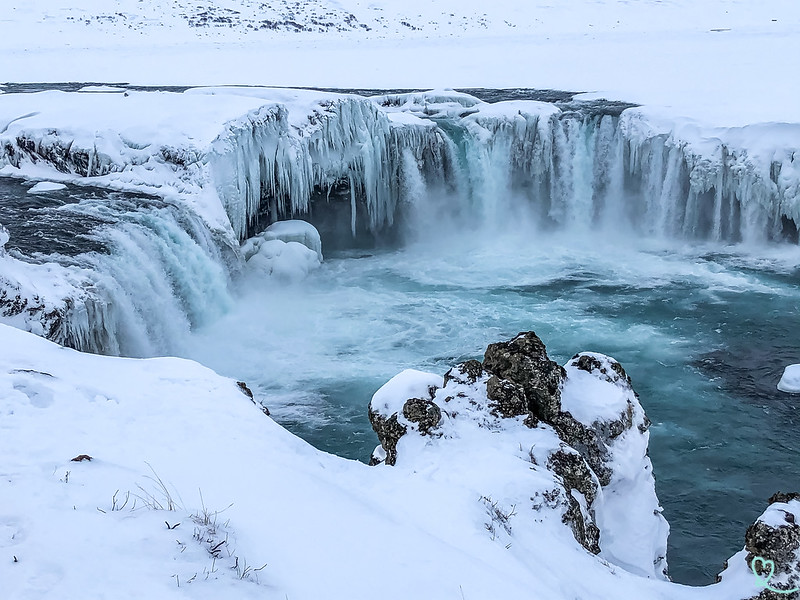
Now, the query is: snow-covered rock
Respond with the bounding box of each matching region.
[258,220,322,261]
[717,492,800,600]
[369,331,669,579]
[241,221,323,282]
[778,364,800,394]
[0,223,8,256]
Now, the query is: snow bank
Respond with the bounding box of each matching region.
[1,323,792,600]
[778,364,800,393]
[2,0,798,129]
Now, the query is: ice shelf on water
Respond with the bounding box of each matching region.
[778,364,800,393]
[27,181,67,193]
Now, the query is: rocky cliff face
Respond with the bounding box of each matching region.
[734,493,800,599]
[368,331,670,580]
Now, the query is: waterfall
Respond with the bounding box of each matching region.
[204,91,799,245]
[1,88,799,355]
[0,192,237,357]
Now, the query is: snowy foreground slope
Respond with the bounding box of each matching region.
[5,323,797,600]
[2,0,800,126]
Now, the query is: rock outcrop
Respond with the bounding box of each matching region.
[368,331,669,579]
[741,493,800,599]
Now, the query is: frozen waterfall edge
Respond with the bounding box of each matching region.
[0,87,799,355]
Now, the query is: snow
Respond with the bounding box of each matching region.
[0,321,773,600]
[26,181,67,194]
[1,1,799,127]
[561,353,634,425]
[240,220,323,282]
[78,85,128,93]
[371,368,444,420]
[778,364,800,393]
[259,220,323,261]
[758,499,800,529]
[245,239,320,282]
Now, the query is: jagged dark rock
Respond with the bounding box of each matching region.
[236,381,254,399]
[563,494,601,555]
[483,332,565,422]
[769,492,800,505]
[485,375,528,419]
[572,352,633,387]
[443,359,483,386]
[550,412,613,486]
[736,494,800,599]
[402,398,441,435]
[367,407,407,466]
[547,448,599,505]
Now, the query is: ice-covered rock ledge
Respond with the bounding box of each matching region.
[1,322,797,599]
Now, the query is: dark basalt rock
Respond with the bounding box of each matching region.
[443,359,484,386]
[402,398,442,435]
[572,352,633,387]
[742,496,800,599]
[769,492,800,505]
[547,448,602,554]
[367,408,407,467]
[550,412,613,486]
[485,375,528,419]
[563,494,601,555]
[547,448,599,506]
[483,332,566,422]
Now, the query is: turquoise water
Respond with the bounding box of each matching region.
[184,229,800,585]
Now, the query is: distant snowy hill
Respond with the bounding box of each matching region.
[3,0,799,125]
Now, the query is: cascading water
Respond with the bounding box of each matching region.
[203,91,798,247]
[0,179,236,356]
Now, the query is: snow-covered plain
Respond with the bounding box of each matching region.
[2,0,800,126]
[0,323,771,600]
